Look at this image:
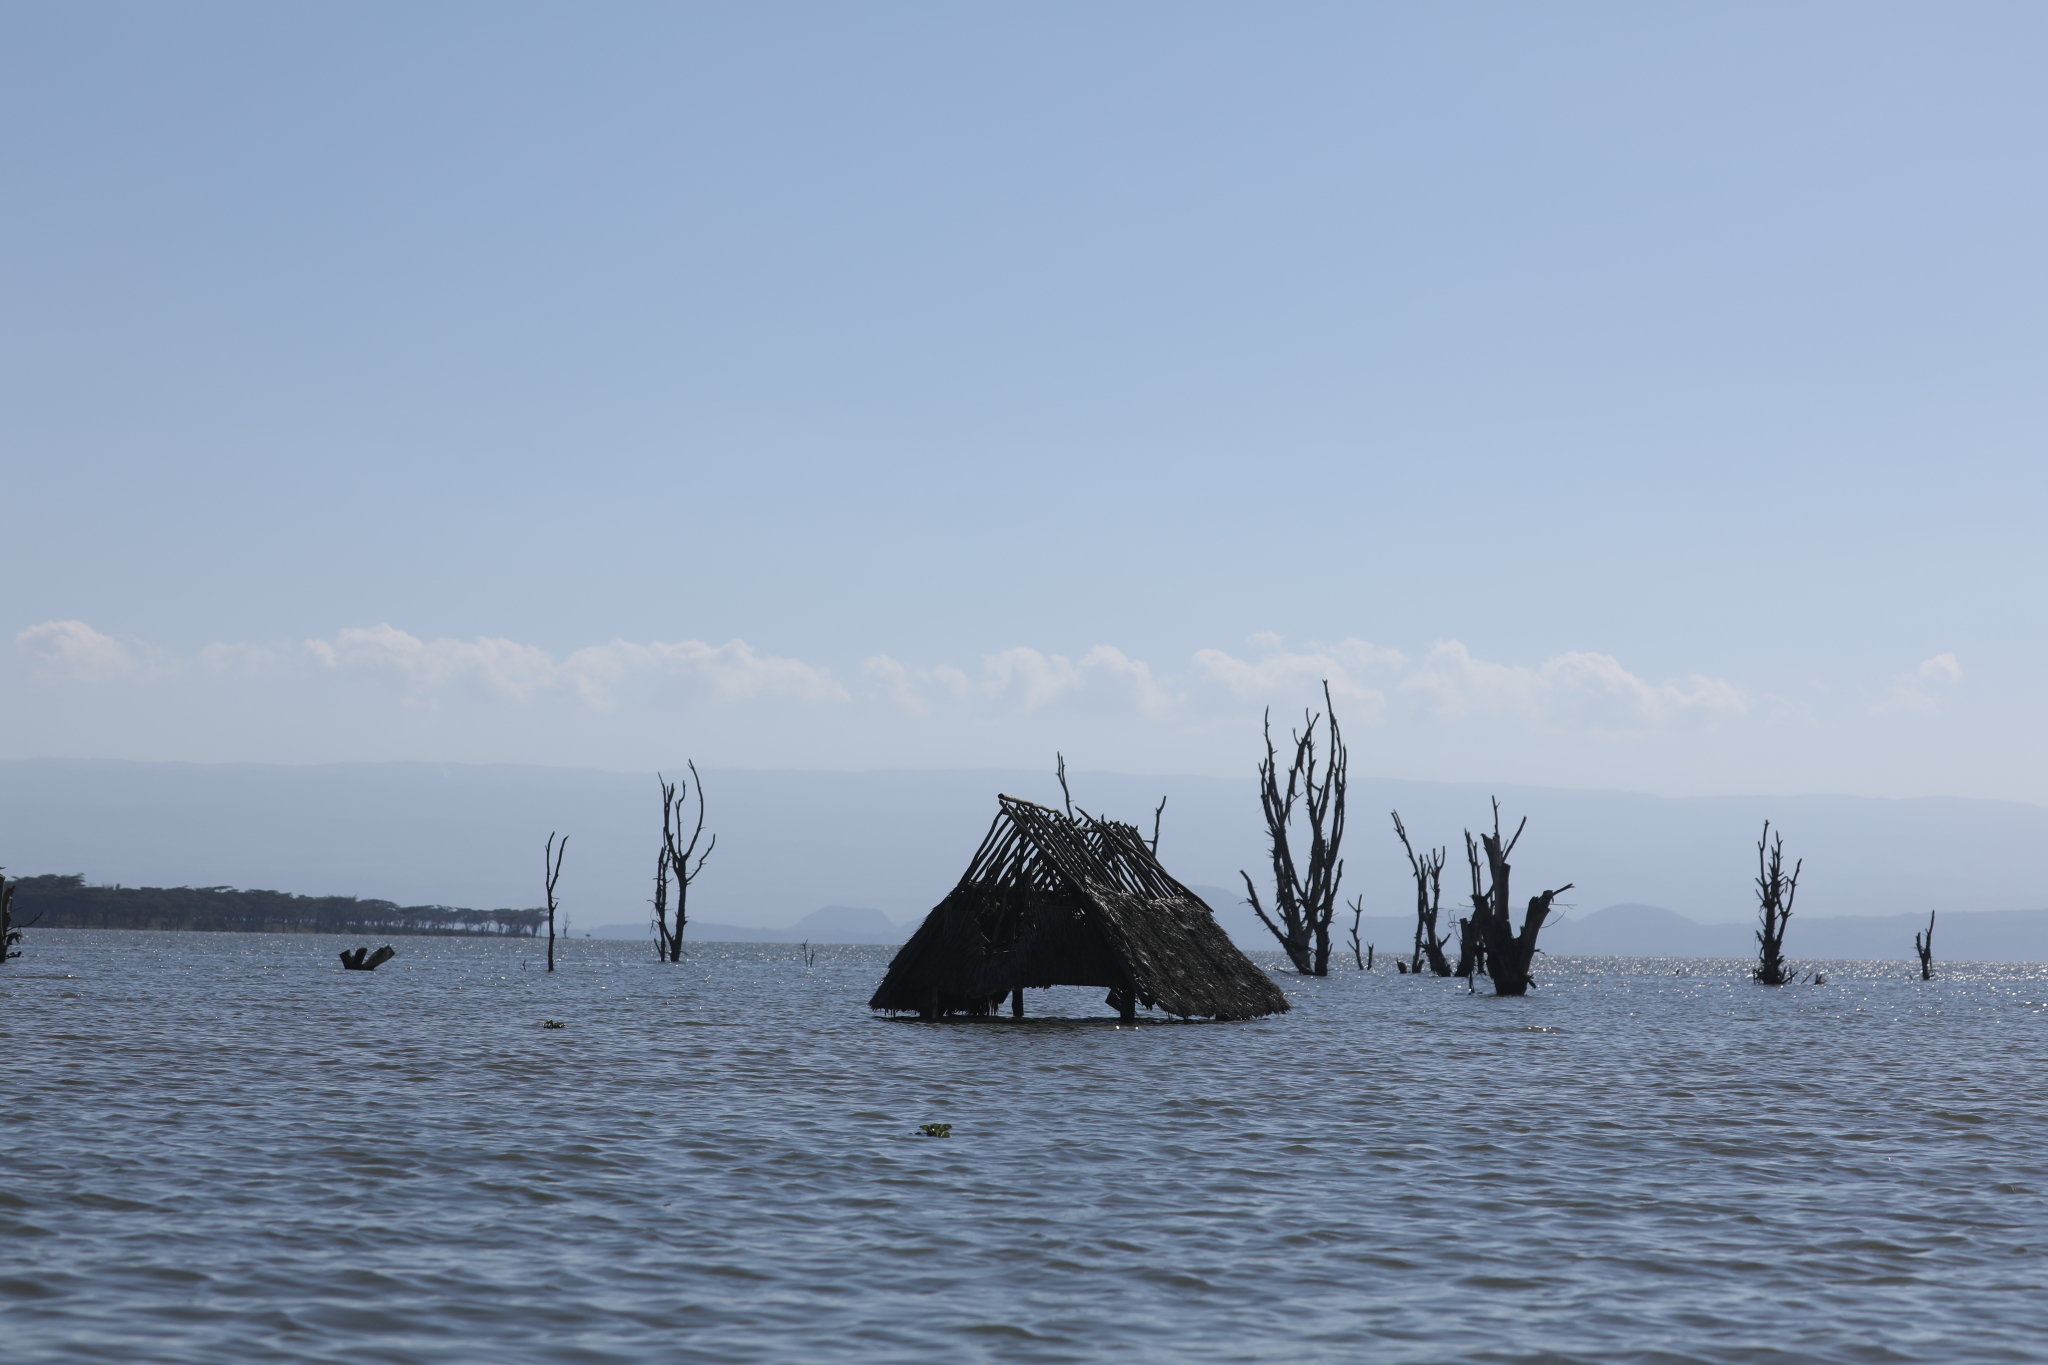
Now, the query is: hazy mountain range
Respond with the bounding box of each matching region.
[6,758,2046,961]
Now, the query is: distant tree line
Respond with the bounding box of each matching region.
[9,875,546,937]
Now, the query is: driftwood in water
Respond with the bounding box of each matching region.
[340,945,396,971]
[1240,682,1349,976]
[543,832,568,973]
[1752,822,1801,986]
[654,764,714,963]
[1463,799,1572,997]
[1914,910,1936,981]
[1392,811,1453,976]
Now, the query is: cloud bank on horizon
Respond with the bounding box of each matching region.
[11,618,1971,798]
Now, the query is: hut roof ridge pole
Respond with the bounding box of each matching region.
[869,793,1289,1022]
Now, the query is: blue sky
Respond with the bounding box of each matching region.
[5,2,2044,800]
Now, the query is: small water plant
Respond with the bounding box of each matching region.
[542,1019,566,1029]
[917,1123,952,1138]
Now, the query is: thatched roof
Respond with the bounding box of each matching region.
[869,795,1289,1021]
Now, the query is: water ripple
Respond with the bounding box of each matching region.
[3,933,2046,1362]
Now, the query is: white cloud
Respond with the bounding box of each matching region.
[16,620,137,682]
[1919,652,1962,683]
[981,645,1177,717]
[1400,641,1748,731]
[863,655,930,715]
[305,624,847,709]
[1873,652,1963,715]
[1192,636,1402,716]
[866,645,1179,718]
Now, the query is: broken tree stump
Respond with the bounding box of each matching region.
[340,945,396,971]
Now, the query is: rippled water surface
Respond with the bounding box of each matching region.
[6,930,2048,1363]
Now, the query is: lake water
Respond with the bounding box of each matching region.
[5,930,2046,1363]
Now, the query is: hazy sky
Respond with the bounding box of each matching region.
[6,3,2044,800]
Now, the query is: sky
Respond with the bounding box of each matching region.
[5,2,2045,801]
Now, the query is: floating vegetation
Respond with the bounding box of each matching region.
[542,1019,566,1029]
[917,1123,952,1138]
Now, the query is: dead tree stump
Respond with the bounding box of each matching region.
[1914,910,1935,981]
[340,945,396,971]
[1463,800,1571,997]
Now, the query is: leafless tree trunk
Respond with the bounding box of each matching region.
[1914,910,1935,981]
[0,869,28,964]
[1240,681,1348,976]
[651,836,673,961]
[1463,799,1572,997]
[1452,916,1484,980]
[544,832,567,973]
[1149,795,1167,856]
[658,762,714,963]
[1753,821,1800,986]
[1392,811,1453,976]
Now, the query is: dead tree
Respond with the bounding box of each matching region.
[1346,894,1367,969]
[1463,798,1572,997]
[1240,681,1348,976]
[1753,821,1800,986]
[543,832,567,973]
[1914,910,1935,981]
[0,868,31,964]
[1392,811,1453,976]
[1149,796,1167,856]
[339,945,396,971]
[656,762,714,963]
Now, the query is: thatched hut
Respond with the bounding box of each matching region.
[869,795,1289,1021]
